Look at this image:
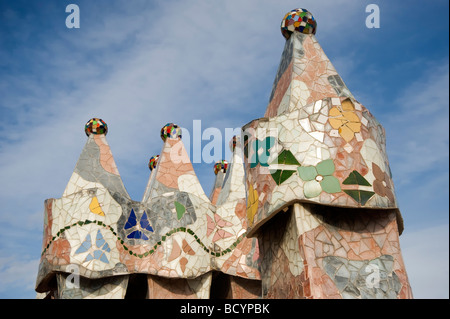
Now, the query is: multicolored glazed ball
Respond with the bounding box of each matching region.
[161,123,182,141]
[148,155,160,171]
[214,160,229,175]
[281,8,317,39]
[85,118,108,136]
[229,135,240,152]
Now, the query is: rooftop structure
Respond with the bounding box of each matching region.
[36,8,412,299]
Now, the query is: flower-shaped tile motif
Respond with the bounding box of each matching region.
[372,163,395,203]
[206,214,234,243]
[124,209,154,240]
[329,99,361,142]
[298,159,341,198]
[75,230,111,264]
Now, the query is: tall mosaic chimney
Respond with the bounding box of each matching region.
[242,8,412,299]
[36,8,412,299]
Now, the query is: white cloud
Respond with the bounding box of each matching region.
[400,224,449,299]
[0,0,447,299]
[385,61,449,185]
[0,255,39,298]
[0,0,367,200]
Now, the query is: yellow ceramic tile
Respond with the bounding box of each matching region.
[341,111,360,123]
[329,117,345,129]
[89,196,105,216]
[329,106,342,117]
[346,122,361,133]
[339,125,355,142]
[341,98,355,111]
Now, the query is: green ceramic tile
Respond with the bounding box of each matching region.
[271,169,296,185]
[274,149,300,165]
[343,170,371,186]
[343,189,375,206]
[320,176,341,193]
[174,201,186,220]
[298,166,318,181]
[304,180,322,198]
[316,159,335,176]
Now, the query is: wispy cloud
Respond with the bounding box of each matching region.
[0,255,39,298]
[400,223,449,299]
[0,0,448,298]
[386,61,449,181]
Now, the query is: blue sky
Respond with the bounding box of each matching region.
[0,0,448,299]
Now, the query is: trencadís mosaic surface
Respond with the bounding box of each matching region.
[241,8,411,299]
[244,9,403,236]
[36,8,412,299]
[37,122,260,298]
[281,8,317,39]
